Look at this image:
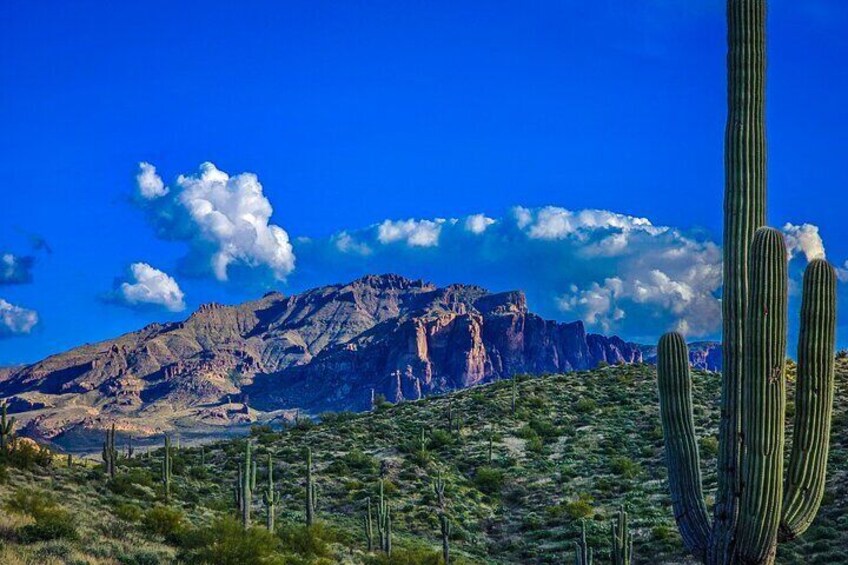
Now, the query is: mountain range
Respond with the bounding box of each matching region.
[0,274,718,450]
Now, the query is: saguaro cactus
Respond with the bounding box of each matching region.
[240,441,253,528]
[656,2,837,564]
[305,446,316,526]
[440,513,451,565]
[1,401,16,453]
[102,424,118,478]
[262,453,280,531]
[161,435,173,501]
[364,497,374,551]
[611,505,633,565]
[376,480,392,555]
[574,520,593,565]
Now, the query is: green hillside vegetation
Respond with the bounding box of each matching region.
[0,359,846,564]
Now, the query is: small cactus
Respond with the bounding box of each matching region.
[364,497,374,551]
[305,446,316,526]
[102,424,118,478]
[611,505,633,565]
[1,401,16,453]
[161,435,173,501]
[574,520,593,565]
[262,453,281,531]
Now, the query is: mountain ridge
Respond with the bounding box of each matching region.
[0,274,714,449]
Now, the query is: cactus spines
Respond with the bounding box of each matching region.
[1,401,16,453]
[440,512,451,565]
[102,424,118,478]
[305,446,315,526]
[656,3,837,564]
[161,435,173,501]
[364,496,374,551]
[657,333,710,557]
[574,520,593,565]
[611,505,633,565]
[781,258,837,540]
[262,453,280,531]
[376,479,391,555]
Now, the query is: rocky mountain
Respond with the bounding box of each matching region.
[641,341,722,372]
[0,274,643,448]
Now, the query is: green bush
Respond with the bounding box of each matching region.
[473,466,505,495]
[610,456,642,479]
[564,494,594,520]
[114,502,144,522]
[143,505,185,542]
[278,522,336,559]
[6,489,78,543]
[181,516,284,565]
[574,398,597,414]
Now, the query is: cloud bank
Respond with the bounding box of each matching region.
[117,263,186,312]
[298,206,833,342]
[0,299,38,338]
[135,162,295,282]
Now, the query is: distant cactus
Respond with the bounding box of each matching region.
[432,469,446,508]
[102,424,117,478]
[364,496,374,551]
[262,453,281,531]
[66,453,73,468]
[511,374,517,415]
[655,3,838,564]
[440,512,451,565]
[574,520,593,565]
[419,427,427,453]
[488,431,494,465]
[161,435,173,501]
[376,480,391,555]
[611,505,633,565]
[126,435,135,459]
[239,441,253,527]
[1,402,16,453]
[305,446,316,526]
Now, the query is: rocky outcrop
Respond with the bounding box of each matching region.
[641,341,722,372]
[0,274,643,445]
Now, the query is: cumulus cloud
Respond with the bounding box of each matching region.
[0,298,38,338]
[465,214,496,235]
[117,263,186,312]
[783,223,826,261]
[295,207,839,342]
[135,162,295,282]
[377,219,444,247]
[136,162,168,199]
[0,253,34,285]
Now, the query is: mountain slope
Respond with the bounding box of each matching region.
[0,274,643,448]
[0,361,845,564]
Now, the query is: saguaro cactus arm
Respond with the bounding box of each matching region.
[657,332,711,559]
[735,228,788,563]
[780,259,837,540]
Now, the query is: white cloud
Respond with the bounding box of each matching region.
[118,263,186,312]
[518,206,659,241]
[377,219,443,247]
[333,231,372,255]
[465,214,496,235]
[136,162,295,281]
[783,223,826,261]
[0,298,38,337]
[136,162,168,199]
[0,253,34,285]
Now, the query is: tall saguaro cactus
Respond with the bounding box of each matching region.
[262,453,281,531]
[611,505,633,565]
[305,446,316,526]
[657,2,837,564]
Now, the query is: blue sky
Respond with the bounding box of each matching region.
[1,0,847,364]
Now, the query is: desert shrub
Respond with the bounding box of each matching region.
[19,509,77,543]
[427,429,455,450]
[610,456,642,479]
[574,398,597,414]
[1,441,53,470]
[365,546,443,564]
[699,436,719,458]
[114,502,144,523]
[142,505,185,542]
[181,516,284,565]
[473,466,505,495]
[564,494,594,520]
[278,522,336,559]
[109,468,154,497]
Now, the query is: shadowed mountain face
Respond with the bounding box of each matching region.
[0,274,645,447]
